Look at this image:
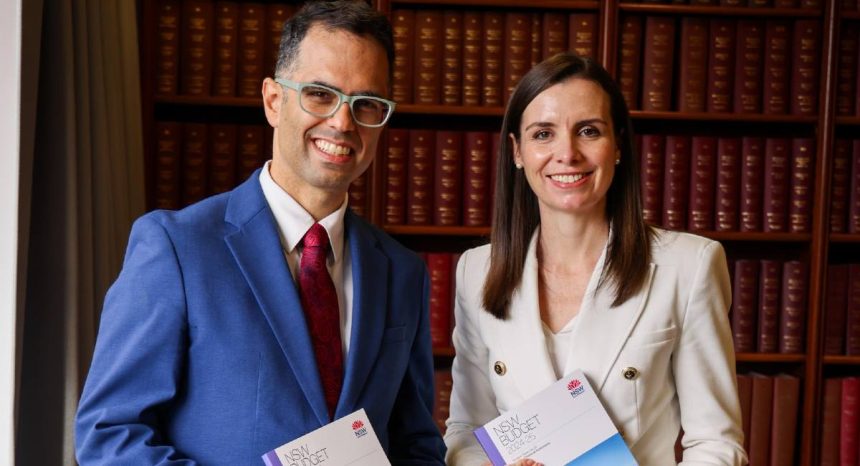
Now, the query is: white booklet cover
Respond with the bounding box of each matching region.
[474,369,638,466]
[262,408,391,466]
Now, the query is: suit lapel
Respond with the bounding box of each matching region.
[223,173,330,426]
[336,214,388,417]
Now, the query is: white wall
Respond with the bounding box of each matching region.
[0,0,22,464]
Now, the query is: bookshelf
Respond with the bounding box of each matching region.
[139,0,860,464]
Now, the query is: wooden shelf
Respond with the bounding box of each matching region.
[391,0,599,8]
[631,110,819,123]
[698,231,812,242]
[156,94,261,107]
[618,3,822,17]
[835,116,860,126]
[842,10,860,19]
[736,352,807,363]
[823,355,860,365]
[830,234,860,243]
[397,104,504,116]
[385,225,491,236]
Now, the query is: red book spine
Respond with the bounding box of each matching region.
[758,260,782,353]
[732,259,760,353]
[820,378,842,466]
[237,4,264,98]
[441,11,463,106]
[716,137,741,231]
[763,20,791,115]
[617,15,643,110]
[463,132,490,227]
[769,375,801,466]
[503,12,532,103]
[407,130,436,225]
[530,14,541,67]
[779,261,808,354]
[384,129,408,225]
[236,125,264,183]
[640,134,665,226]
[764,138,790,233]
[831,139,852,232]
[182,123,209,206]
[264,5,293,77]
[840,377,860,466]
[748,374,774,466]
[568,13,598,60]
[154,122,183,210]
[426,253,453,348]
[790,20,821,115]
[542,12,568,61]
[434,131,463,226]
[707,19,736,113]
[391,9,415,105]
[155,0,181,95]
[847,265,860,356]
[736,373,753,454]
[740,137,764,232]
[209,124,237,195]
[688,136,716,231]
[824,264,849,355]
[733,20,764,114]
[482,12,504,107]
[461,12,482,107]
[662,135,691,230]
[489,131,501,223]
[789,138,814,233]
[850,140,860,233]
[348,171,369,219]
[414,10,442,105]
[836,22,858,116]
[433,369,453,434]
[212,2,238,97]
[677,18,708,113]
[181,0,214,95]
[641,16,676,111]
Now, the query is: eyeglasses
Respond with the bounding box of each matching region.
[275,78,396,128]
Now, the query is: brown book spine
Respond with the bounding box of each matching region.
[182,123,209,206]
[530,14,541,67]
[641,134,665,225]
[707,19,736,113]
[763,20,791,115]
[732,259,760,353]
[427,253,453,348]
[740,137,764,231]
[688,136,716,231]
[734,20,764,114]
[414,10,442,105]
[236,125,264,183]
[769,375,801,466]
[847,265,860,355]
[836,22,858,116]
[434,131,463,226]
[722,0,746,5]
[662,135,691,230]
[790,20,821,115]
[154,122,183,209]
[758,260,782,353]
[831,139,852,233]
[840,377,860,465]
[264,4,294,77]
[348,171,369,219]
[773,0,797,6]
[763,138,790,233]
[824,264,849,355]
[641,16,676,111]
[617,15,643,110]
[391,9,415,105]
[716,138,741,231]
[568,13,597,60]
[462,11,482,107]
[800,0,822,10]
[384,129,408,225]
[463,132,490,227]
[433,369,453,434]
[181,0,214,95]
[237,4,264,98]
[209,124,237,195]
[155,0,181,95]
[789,138,814,233]
[482,12,504,107]
[503,13,532,103]
[677,18,709,113]
[212,2,238,97]
[407,130,436,225]
[779,260,808,354]
[489,131,501,223]
[819,378,842,466]
[441,11,463,106]
[748,374,774,465]
[736,373,753,454]
[851,140,860,233]
[542,12,568,61]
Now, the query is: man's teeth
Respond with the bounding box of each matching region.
[315,140,351,156]
[550,173,586,183]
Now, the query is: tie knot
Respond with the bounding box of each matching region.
[303,223,330,250]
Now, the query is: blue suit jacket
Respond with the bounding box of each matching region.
[75,172,445,465]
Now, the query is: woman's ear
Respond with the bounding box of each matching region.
[509,133,522,168]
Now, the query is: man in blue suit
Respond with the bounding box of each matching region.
[75,1,446,464]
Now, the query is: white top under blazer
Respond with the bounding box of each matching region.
[444,227,747,466]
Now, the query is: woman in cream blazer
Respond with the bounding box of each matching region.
[443,53,746,466]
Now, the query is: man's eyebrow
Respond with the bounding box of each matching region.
[309,80,385,98]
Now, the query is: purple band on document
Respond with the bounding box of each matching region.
[262,450,282,466]
[474,427,505,466]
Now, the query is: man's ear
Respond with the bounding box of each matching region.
[262,78,282,128]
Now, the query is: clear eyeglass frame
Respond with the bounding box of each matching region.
[274,78,396,128]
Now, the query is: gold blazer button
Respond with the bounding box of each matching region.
[622,367,639,380]
[493,361,507,376]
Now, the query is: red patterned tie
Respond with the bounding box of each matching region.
[298,223,344,419]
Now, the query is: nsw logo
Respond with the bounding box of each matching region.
[352,419,368,438]
[567,378,585,398]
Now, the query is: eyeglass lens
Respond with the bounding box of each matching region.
[300,85,391,126]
